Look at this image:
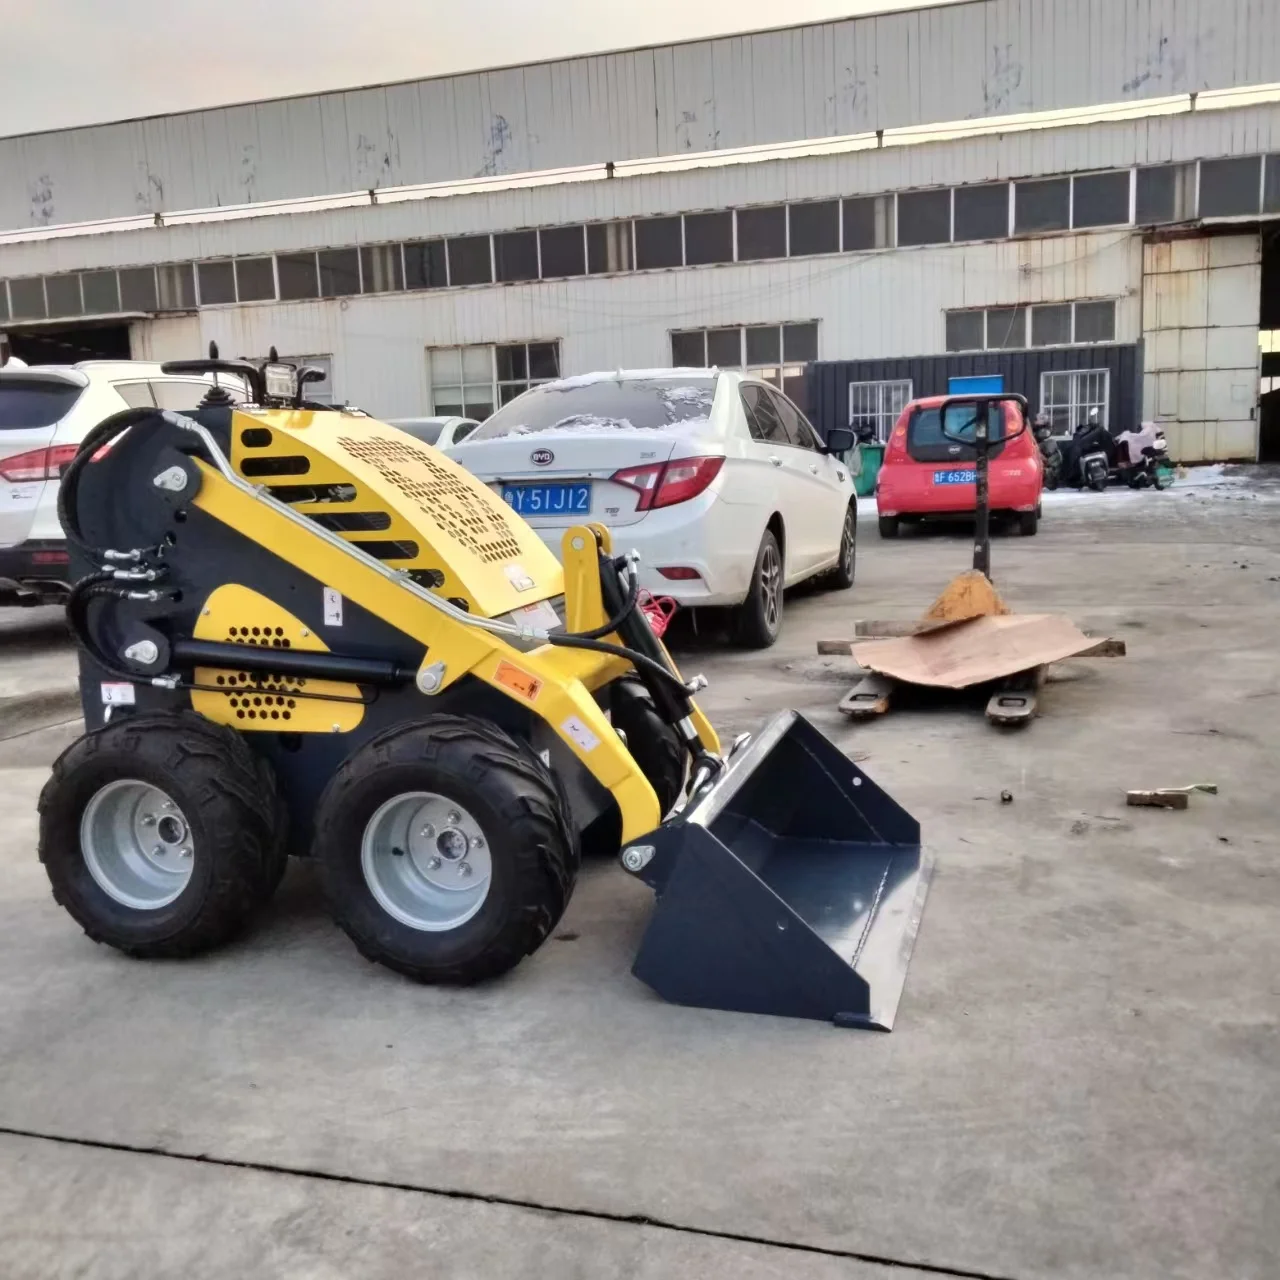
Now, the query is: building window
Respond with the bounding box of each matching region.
[986,305,1028,349]
[842,195,895,251]
[684,211,733,266]
[1041,369,1109,435]
[119,267,158,313]
[494,230,539,283]
[276,253,319,301]
[447,236,493,286]
[236,257,277,302]
[1135,163,1196,224]
[1015,178,1070,234]
[196,260,236,306]
[953,184,1009,241]
[539,226,586,278]
[1074,299,1116,344]
[736,206,786,261]
[789,201,840,255]
[1199,156,1262,218]
[945,310,986,352]
[156,262,196,311]
[848,380,913,444]
[359,245,402,295]
[1072,171,1131,229]
[318,248,360,298]
[1031,303,1072,347]
[82,270,120,314]
[428,342,561,418]
[46,274,83,317]
[404,240,447,290]
[897,189,951,247]
[669,323,816,410]
[635,216,683,270]
[1266,155,1280,214]
[9,277,46,320]
[587,221,633,274]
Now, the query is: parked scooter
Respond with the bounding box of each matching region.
[1033,413,1063,489]
[1112,421,1172,489]
[1055,411,1113,491]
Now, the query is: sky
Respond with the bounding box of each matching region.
[0,0,954,137]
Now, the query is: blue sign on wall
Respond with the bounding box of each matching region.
[948,375,1005,394]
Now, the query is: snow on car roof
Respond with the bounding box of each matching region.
[547,368,721,390]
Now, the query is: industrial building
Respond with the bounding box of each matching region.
[1,0,1278,460]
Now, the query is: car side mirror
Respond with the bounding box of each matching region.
[824,427,856,454]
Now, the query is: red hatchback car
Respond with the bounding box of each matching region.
[875,395,1043,538]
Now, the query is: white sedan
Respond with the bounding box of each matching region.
[449,369,859,646]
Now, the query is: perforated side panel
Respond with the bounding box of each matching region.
[336,435,523,564]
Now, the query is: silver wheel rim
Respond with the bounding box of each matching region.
[841,510,855,575]
[761,542,782,632]
[361,792,492,932]
[80,779,194,910]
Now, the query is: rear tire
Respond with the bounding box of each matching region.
[823,503,857,590]
[878,515,900,539]
[1018,510,1039,536]
[732,529,783,649]
[314,715,578,985]
[38,712,278,959]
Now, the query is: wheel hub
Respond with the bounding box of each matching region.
[81,780,194,910]
[362,792,492,932]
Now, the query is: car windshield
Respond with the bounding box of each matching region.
[468,378,715,440]
[908,405,1007,447]
[0,380,84,429]
[393,421,443,445]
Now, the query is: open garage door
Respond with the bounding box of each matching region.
[3,321,132,366]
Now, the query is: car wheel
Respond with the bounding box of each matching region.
[822,503,857,590]
[732,529,783,649]
[1018,509,1039,536]
[878,515,900,539]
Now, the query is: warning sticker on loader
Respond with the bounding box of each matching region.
[560,716,600,752]
[323,588,343,627]
[494,661,542,702]
[100,682,136,706]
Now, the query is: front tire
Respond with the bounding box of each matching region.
[732,528,784,649]
[38,713,279,959]
[314,716,578,985]
[611,678,685,817]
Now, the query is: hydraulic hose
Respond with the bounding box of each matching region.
[546,632,690,697]
[563,559,641,642]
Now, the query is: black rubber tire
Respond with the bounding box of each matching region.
[1018,509,1039,536]
[1088,474,1108,493]
[611,677,685,818]
[822,502,857,590]
[313,715,578,985]
[254,753,291,898]
[38,712,278,959]
[732,528,784,649]
[878,515,900,539]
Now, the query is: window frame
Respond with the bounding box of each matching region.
[847,379,914,444]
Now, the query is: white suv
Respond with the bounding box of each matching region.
[0,360,245,605]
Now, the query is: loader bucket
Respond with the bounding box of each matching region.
[624,711,932,1030]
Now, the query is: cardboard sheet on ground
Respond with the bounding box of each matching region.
[850,613,1096,689]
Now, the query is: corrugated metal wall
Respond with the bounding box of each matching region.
[1142,231,1261,460]
[120,230,1145,420]
[808,344,1142,439]
[2,0,1277,232]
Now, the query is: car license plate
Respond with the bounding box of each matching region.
[501,482,591,516]
[933,469,976,485]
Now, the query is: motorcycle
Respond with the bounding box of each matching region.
[1033,418,1063,489]
[1056,417,1113,491]
[1112,422,1172,489]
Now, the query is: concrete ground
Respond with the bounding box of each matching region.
[0,473,1277,1279]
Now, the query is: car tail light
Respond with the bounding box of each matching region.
[32,549,70,565]
[0,444,80,483]
[611,456,725,511]
[657,566,701,580]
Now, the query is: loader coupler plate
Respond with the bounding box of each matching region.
[625,711,932,1030]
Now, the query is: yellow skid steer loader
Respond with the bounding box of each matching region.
[40,351,931,1029]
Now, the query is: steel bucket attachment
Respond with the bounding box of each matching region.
[623,711,932,1030]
